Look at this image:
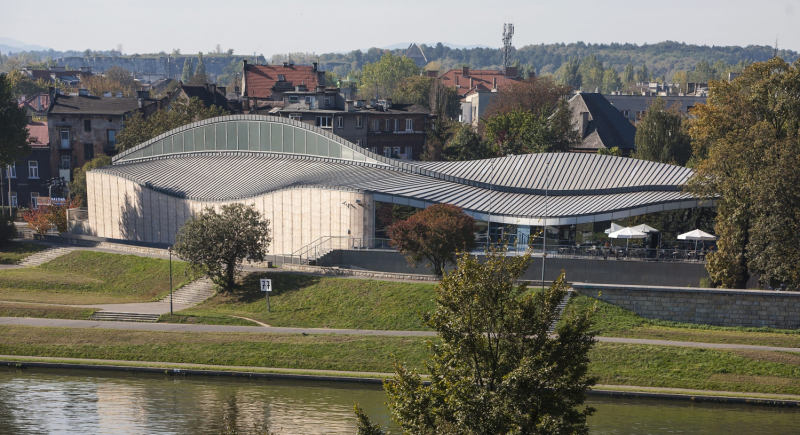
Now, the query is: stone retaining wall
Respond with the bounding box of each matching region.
[24,233,170,257]
[573,283,800,329]
[281,264,440,282]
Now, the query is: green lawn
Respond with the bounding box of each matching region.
[157,313,259,326]
[1,324,798,395]
[0,302,96,320]
[173,272,438,330]
[0,241,48,264]
[0,251,199,304]
[563,294,800,348]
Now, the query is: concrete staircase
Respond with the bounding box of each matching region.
[89,312,161,322]
[548,290,574,334]
[19,247,76,267]
[159,278,216,306]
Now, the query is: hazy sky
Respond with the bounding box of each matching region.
[2,0,799,55]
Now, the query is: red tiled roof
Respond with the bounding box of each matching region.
[438,69,520,97]
[25,69,86,81]
[19,93,51,112]
[26,122,49,147]
[243,64,321,99]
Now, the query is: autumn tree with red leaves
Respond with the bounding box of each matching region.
[387,203,477,276]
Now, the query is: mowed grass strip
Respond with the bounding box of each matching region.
[564,295,800,349]
[157,313,260,326]
[0,241,48,264]
[174,272,438,331]
[0,325,429,373]
[0,251,198,305]
[0,302,96,320]
[589,343,800,396]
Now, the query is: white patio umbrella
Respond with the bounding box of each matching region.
[678,229,717,251]
[604,222,625,234]
[630,224,659,233]
[608,227,647,249]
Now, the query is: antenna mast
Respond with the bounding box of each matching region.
[502,23,514,71]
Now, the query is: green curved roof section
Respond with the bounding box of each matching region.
[113,115,389,165]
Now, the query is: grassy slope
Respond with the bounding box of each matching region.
[0,251,198,304]
[564,294,800,348]
[0,325,797,395]
[175,272,438,330]
[0,302,95,320]
[0,241,48,264]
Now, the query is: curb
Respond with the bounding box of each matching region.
[3,360,799,407]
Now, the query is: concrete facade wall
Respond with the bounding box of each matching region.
[574,283,800,329]
[49,113,123,178]
[86,172,374,255]
[319,250,710,287]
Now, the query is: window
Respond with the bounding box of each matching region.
[620,110,630,118]
[393,147,401,158]
[60,129,70,148]
[61,156,71,170]
[30,193,39,208]
[84,143,94,160]
[83,120,91,132]
[6,164,15,179]
[305,96,312,103]
[369,147,377,153]
[289,113,302,121]
[324,98,331,107]
[383,147,391,157]
[9,191,17,207]
[28,161,38,179]
[405,119,413,131]
[356,139,363,147]
[278,74,285,81]
[385,119,391,131]
[288,96,299,103]
[371,120,379,131]
[337,116,344,128]
[315,116,332,128]
[405,146,413,160]
[356,116,363,128]
[107,130,116,148]
[395,119,400,131]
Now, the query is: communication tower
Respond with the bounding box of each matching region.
[502,23,514,70]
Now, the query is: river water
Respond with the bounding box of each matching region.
[0,367,798,434]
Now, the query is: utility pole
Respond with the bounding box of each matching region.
[168,247,173,316]
[502,23,514,72]
[541,155,550,290]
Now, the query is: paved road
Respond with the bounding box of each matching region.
[1,317,799,353]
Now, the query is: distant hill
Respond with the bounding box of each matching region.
[0,37,51,53]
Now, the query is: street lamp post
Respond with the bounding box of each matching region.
[541,156,550,290]
[168,247,173,316]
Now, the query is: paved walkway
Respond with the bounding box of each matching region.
[1,317,799,353]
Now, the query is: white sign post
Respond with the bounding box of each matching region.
[260,279,272,312]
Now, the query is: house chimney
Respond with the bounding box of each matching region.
[136,90,149,99]
[78,88,89,96]
[312,62,318,72]
[345,100,355,112]
[455,75,459,86]
[580,111,589,136]
[470,78,474,89]
[462,66,469,76]
[138,98,144,109]
[283,61,289,67]
[493,77,497,89]
[505,67,518,78]
[426,70,438,78]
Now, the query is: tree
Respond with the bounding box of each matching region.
[173,204,271,290]
[0,73,31,167]
[70,156,112,207]
[81,66,137,97]
[481,76,571,120]
[601,66,622,93]
[559,57,582,89]
[359,53,420,99]
[181,58,194,83]
[578,55,604,91]
[188,52,209,85]
[356,248,597,434]
[671,70,689,93]
[483,101,579,156]
[687,57,800,289]
[4,69,60,99]
[634,98,692,166]
[635,65,650,83]
[622,62,635,85]
[387,203,476,275]
[597,146,622,157]
[22,198,80,234]
[116,97,228,151]
[392,76,433,108]
[443,123,491,161]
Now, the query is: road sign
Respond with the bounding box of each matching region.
[260,279,272,292]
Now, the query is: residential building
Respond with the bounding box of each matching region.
[568,93,637,155]
[47,88,160,180]
[169,83,236,112]
[434,66,521,127]
[18,93,51,122]
[604,94,707,124]
[272,85,434,160]
[20,66,93,86]
[241,60,325,108]
[4,120,52,209]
